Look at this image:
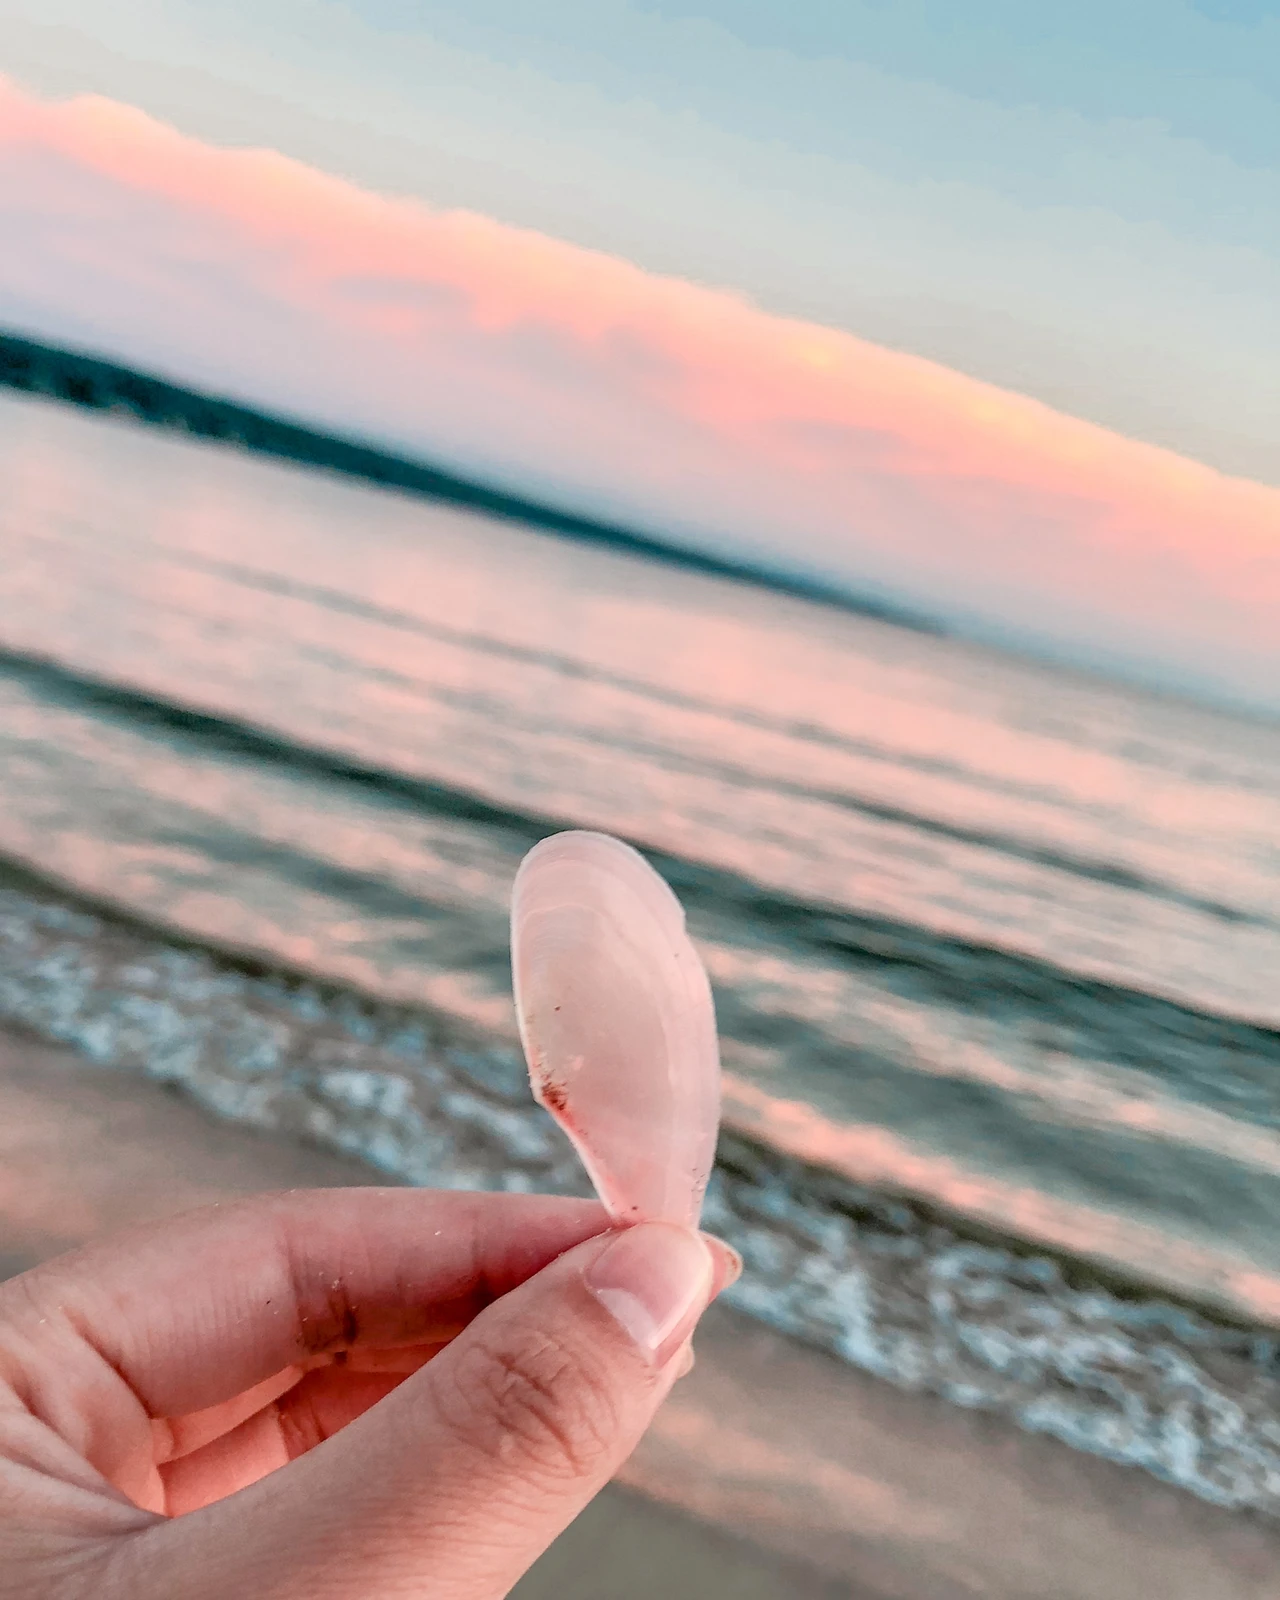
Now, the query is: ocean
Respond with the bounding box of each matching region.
[3,381,1280,1514]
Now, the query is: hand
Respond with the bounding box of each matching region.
[0,1188,739,1598]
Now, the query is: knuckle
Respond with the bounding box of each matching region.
[441,1328,621,1483]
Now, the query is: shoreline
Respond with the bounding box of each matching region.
[3,1024,1277,1598]
[3,840,1272,1333]
[4,862,1280,1518]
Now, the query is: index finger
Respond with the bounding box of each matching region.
[0,1188,609,1419]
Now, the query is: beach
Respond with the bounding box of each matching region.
[4,1024,1277,1599]
[2,0,1278,1572]
[3,371,1280,1585]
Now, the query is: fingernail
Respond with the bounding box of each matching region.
[675,1341,696,1380]
[585,1224,714,1367]
[702,1235,743,1292]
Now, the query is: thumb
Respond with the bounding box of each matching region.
[133,1223,721,1600]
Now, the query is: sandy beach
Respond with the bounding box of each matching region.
[3,1026,1278,1598]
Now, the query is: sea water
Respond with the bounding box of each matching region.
[2,387,1280,1509]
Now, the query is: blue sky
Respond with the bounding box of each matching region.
[1,0,1276,486]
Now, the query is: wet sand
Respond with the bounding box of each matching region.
[2,1026,1277,1599]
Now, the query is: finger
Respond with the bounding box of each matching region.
[326,1342,450,1376]
[147,1223,735,1474]
[0,1188,609,1509]
[124,1222,721,1600]
[158,1241,732,1507]
[157,1245,724,1512]
[154,1340,452,1469]
[702,1233,742,1302]
[3,1188,609,1424]
[152,1366,310,1464]
[160,1367,407,1516]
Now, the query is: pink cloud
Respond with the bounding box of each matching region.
[1,77,1277,712]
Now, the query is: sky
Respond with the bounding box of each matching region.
[0,5,1278,712]
[2,0,1277,485]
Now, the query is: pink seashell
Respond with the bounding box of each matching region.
[511,830,721,1227]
